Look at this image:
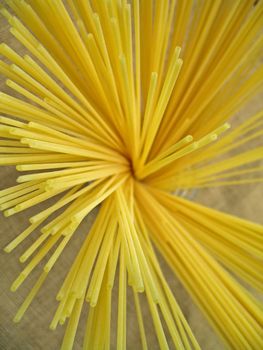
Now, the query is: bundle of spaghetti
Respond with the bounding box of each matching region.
[0,0,263,349]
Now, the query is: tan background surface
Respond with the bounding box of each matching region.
[0,6,263,350]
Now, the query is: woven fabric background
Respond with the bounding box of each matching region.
[0,7,262,350]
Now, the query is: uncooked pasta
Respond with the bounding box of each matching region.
[0,1,262,349]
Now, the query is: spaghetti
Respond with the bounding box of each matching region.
[0,0,263,349]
